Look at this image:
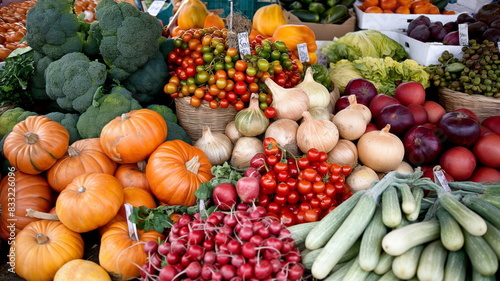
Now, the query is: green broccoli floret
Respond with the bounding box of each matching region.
[44,112,81,144]
[45,52,108,113]
[94,0,163,81]
[0,107,37,139]
[124,51,169,105]
[82,21,103,58]
[25,0,85,60]
[76,86,142,138]
[29,50,53,102]
[145,104,191,144]
[146,104,177,123]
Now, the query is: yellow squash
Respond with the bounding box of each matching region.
[252,4,288,37]
[177,0,209,30]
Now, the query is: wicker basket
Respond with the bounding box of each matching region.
[174,97,238,142]
[438,87,500,122]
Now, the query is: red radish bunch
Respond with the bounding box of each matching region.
[139,206,305,281]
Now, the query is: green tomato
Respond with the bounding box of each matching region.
[203,52,214,63]
[174,38,183,47]
[270,50,281,61]
[257,59,270,72]
[246,66,257,77]
[259,102,268,111]
[196,71,210,84]
[273,41,288,53]
[214,61,225,71]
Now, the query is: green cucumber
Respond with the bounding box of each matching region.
[308,2,326,14]
[359,207,387,271]
[417,240,448,281]
[289,9,320,23]
[288,1,303,10]
[382,185,402,228]
[436,207,464,252]
[483,221,500,259]
[321,5,349,24]
[392,245,424,280]
[396,183,416,215]
[444,249,467,281]
[382,220,440,256]
[406,187,424,222]
[461,195,500,230]
[438,191,487,236]
[340,0,356,8]
[327,0,340,6]
[373,252,395,275]
[463,230,499,277]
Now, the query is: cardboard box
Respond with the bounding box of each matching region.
[354,2,464,31]
[381,31,464,66]
[285,10,356,41]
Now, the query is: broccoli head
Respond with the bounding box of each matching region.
[29,50,53,102]
[94,0,163,81]
[45,52,108,113]
[76,86,142,139]
[123,51,169,105]
[146,104,177,123]
[146,104,192,144]
[25,0,85,60]
[0,107,38,139]
[44,112,81,144]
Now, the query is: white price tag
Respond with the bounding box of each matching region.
[434,169,451,192]
[458,23,469,46]
[124,203,139,241]
[297,43,310,63]
[147,0,165,17]
[238,32,251,58]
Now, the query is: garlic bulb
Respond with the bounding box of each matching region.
[234,94,269,137]
[357,124,405,173]
[296,67,331,109]
[265,78,309,121]
[225,121,242,144]
[195,126,233,165]
[346,95,372,124]
[264,118,300,156]
[230,137,264,169]
[327,139,358,168]
[332,104,367,141]
[346,165,379,193]
[297,111,339,153]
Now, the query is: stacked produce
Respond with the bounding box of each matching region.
[280,0,355,24]
[356,0,455,14]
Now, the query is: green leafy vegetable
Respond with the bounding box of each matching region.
[129,162,244,233]
[0,53,35,107]
[322,30,408,64]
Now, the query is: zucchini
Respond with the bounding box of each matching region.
[359,207,387,271]
[472,267,497,281]
[396,183,416,215]
[436,207,464,251]
[381,220,440,256]
[322,258,356,281]
[478,193,500,209]
[461,195,500,230]
[287,221,319,244]
[382,185,402,228]
[483,221,500,259]
[373,252,394,275]
[327,0,340,7]
[288,1,303,10]
[308,2,326,14]
[438,191,487,236]
[305,190,365,250]
[311,192,377,279]
[431,0,448,12]
[342,257,370,281]
[417,240,448,281]
[463,230,499,276]
[321,5,349,24]
[340,0,356,8]
[391,244,424,280]
[377,270,399,281]
[406,187,424,221]
[289,9,320,23]
[443,249,467,281]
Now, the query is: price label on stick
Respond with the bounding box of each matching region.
[297,43,310,63]
[238,32,251,58]
[458,23,469,46]
[147,0,165,17]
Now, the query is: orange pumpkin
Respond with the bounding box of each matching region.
[47,138,117,192]
[100,109,167,164]
[146,140,213,206]
[12,220,84,281]
[0,170,54,240]
[203,12,225,29]
[55,173,124,233]
[99,221,164,280]
[3,115,70,174]
[177,0,209,30]
[99,186,157,234]
[54,259,111,281]
[271,24,318,64]
[114,160,150,191]
[252,4,288,37]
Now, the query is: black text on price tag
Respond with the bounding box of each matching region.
[297,43,310,63]
[238,32,251,58]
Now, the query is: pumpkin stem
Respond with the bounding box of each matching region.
[77,186,86,193]
[185,155,201,174]
[137,160,147,172]
[25,209,60,221]
[35,233,50,244]
[24,132,39,144]
[121,113,131,121]
[67,146,81,157]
